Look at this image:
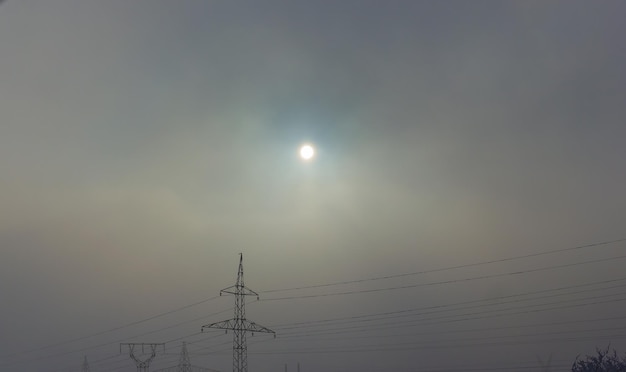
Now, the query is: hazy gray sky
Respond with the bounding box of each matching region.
[1,1,625,371]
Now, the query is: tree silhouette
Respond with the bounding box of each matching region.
[572,347,626,371]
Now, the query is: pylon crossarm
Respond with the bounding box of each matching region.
[130,353,156,365]
[241,320,275,334]
[120,342,164,371]
[220,285,259,297]
[202,319,236,331]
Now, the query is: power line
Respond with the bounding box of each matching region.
[247,333,626,355]
[15,304,260,370]
[1,295,221,360]
[6,307,232,371]
[270,284,626,330]
[6,238,622,363]
[329,362,574,372]
[48,276,623,368]
[264,327,626,353]
[273,315,626,342]
[262,254,626,301]
[12,276,621,369]
[269,276,626,328]
[7,238,626,370]
[11,261,626,368]
[275,296,626,338]
[261,238,626,293]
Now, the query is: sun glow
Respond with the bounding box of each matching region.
[299,144,315,161]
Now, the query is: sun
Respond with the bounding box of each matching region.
[299,144,315,161]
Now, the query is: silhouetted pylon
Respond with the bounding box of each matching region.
[120,343,164,372]
[201,254,275,372]
[82,356,90,372]
[179,341,191,371]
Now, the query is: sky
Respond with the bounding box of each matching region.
[1,0,626,371]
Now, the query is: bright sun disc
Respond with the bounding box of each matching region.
[299,144,315,160]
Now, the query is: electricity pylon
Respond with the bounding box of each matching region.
[153,341,218,372]
[120,343,164,372]
[179,341,192,372]
[201,254,275,372]
[82,356,90,372]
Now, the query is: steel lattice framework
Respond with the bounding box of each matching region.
[201,254,275,372]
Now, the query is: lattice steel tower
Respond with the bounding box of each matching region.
[120,343,164,372]
[82,356,90,372]
[178,341,192,372]
[201,254,275,372]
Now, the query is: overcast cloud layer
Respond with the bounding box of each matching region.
[1,1,625,371]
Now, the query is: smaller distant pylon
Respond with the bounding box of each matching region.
[82,355,90,372]
[179,341,191,372]
[120,343,164,372]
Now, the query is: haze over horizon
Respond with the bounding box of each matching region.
[1,1,625,371]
